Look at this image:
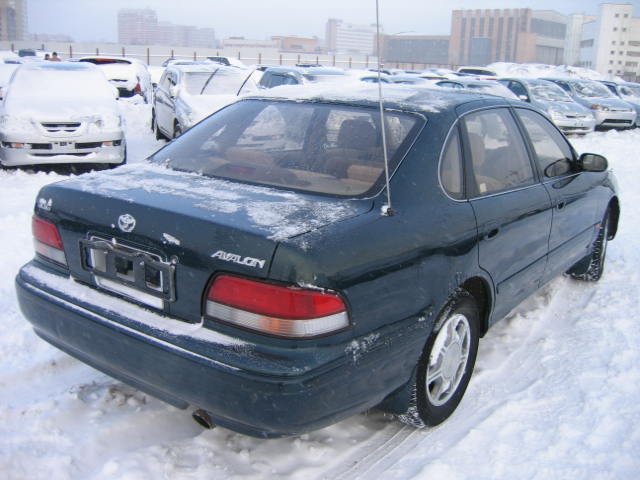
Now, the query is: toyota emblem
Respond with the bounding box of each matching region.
[117,214,136,233]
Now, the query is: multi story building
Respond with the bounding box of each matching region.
[382,35,450,66]
[118,8,158,45]
[449,8,567,67]
[0,0,27,41]
[118,8,215,48]
[579,3,640,80]
[272,36,319,53]
[565,14,597,66]
[326,18,377,55]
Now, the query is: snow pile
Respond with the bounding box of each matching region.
[488,62,624,81]
[0,104,639,479]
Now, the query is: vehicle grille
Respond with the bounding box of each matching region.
[604,119,632,124]
[41,122,81,134]
[565,114,588,119]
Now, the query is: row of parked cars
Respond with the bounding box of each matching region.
[1,54,639,171]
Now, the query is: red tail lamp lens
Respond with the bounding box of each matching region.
[208,275,346,320]
[32,216,67,266]
[33,216,63,249]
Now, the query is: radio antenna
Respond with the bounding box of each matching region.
[376,0,394,216]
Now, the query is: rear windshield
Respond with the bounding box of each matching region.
[183,69,253,95]
[150,99,422,197]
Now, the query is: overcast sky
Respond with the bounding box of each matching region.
[28,1,640,42]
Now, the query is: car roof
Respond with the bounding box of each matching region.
[168,63,239,74]
[500,77,560,86]
[264,65,345,76]
[78,56,136,65]
[243,83,512,115]
[17,61,96,72]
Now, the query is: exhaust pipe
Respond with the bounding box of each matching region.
[192,409,216,430]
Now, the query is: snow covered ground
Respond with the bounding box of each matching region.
[1,103,639,480]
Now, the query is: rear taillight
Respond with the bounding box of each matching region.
[205,275,349,338]
[134,83,142,95]
[32,216,67,266]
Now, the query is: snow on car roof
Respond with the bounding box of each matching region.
[245,82,503,114]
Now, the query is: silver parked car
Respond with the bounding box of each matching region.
[599,80,640,126]
[434,78,518,100]
[78,56,154,104]
[543,77,635,129]
[154,64,256,140]
[499,78,596,135]
[0,62,125,169]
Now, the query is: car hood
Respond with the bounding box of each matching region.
[537,99,590,115]
[574,96,633,110]
[3,95,119,121]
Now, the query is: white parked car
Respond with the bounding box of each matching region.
[0,62,125,169]
[78,56,153,104]
[154,64,256,139]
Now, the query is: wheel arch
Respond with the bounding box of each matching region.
[460,276,492,337]
[607,196,620,240]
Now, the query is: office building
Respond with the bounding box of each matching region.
[0,0,27,41]
[449,8,567,66]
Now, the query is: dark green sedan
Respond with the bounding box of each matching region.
[16,86,619,437]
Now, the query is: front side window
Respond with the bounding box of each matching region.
[150,100,422,197]
[515,109,574,178]
[463,108,535,196]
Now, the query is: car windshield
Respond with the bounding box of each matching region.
[183,69,253,95]
[465,83,518,99]
[624,84,640,96]
[150,99,422,197]
[618,85,640,99]
[530,84,572,101]
[573,81,614,98]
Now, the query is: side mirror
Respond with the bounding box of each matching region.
[169,85,179,98]
[579,153,608,172]
[518,94,529,102]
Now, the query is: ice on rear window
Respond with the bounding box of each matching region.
[149,99,422,198]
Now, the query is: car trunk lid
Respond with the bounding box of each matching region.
[36,163,373,323]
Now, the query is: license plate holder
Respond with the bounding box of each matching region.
[80,237,175,308]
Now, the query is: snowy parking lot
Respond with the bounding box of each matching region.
[1,102,639,479]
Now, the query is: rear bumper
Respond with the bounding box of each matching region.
[15,261,427,437]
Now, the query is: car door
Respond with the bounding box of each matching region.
[155,70,177,135]
[513,107,608,282]
[462,107,553,321]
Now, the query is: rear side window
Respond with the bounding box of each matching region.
[463,108,535,196]
[515,108,574,178]
[440,128,464,199]
[150,100,421,197]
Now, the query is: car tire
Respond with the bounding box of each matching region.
[568,211,609,282]
[154,116,168,141]
[173,121,182,139]
[398,289,480,428]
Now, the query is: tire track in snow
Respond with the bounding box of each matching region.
[320,276,593,479]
